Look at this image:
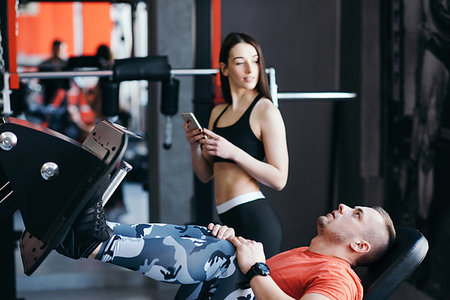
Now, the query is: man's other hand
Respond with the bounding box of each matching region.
[207,223,236,240]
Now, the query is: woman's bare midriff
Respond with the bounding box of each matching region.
[213,162,261,205]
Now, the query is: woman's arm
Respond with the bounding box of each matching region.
[183,122,213,183]
[201,101,289,190]
[183,105,228,183]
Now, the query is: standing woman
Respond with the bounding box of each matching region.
[184,32,288,257]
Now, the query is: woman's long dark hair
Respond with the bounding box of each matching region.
[219,32,271,104]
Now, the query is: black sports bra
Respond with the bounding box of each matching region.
[212,94,265,163]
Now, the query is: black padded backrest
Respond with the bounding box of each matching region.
[358,226,429,300]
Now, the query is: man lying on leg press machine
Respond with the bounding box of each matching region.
[57,193,396,300]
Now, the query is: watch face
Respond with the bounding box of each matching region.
[246,262,271,281]
[255,262,270,276]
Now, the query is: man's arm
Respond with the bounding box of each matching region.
[250,271,332,300]
[208,226,332,300]
[228,236,296,300]
[246,275,295,300]
[300,293,332,300]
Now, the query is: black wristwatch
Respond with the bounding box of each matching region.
[245,262,271,281]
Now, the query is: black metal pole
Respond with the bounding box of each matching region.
[0,215,18,300]
[192,0,214,225]
[333,0,363,209]
[0,3,19,299]
[0,0,8,92]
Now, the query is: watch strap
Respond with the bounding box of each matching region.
[245,262,270,281]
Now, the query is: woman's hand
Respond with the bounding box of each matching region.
[183,122,206,148]
[207,223,236,240]
[201,128,238,160]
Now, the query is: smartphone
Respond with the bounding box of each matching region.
[181,112,203,131]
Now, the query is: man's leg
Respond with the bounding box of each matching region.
[96,223,254,299]
[106,221,211,240]
[174,267,254,299]
[57,198,253,299]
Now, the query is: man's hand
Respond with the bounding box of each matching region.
[207,223,235,240]
[228,236,266,274]
[229,236,298,300]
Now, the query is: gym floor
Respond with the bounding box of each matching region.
[14,182,179,300]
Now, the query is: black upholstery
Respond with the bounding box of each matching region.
[358,226,429,300]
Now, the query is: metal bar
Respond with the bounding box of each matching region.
[277,92,357,100]
[2,72,12,115]
[19,70,113,79]
[268,67,279,107]
[0,190,13,205]
[102,160,133,207]
[18,69,219,79]
[171,68,219,76]
[171,68,278,76]
[0,181,10,192]
[15,69,357,100]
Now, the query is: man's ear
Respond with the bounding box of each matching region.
[220,62,228,76]
[350,240,371,254]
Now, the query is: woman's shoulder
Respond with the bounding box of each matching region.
[211,103,228,118]
[213,103,228,111]
[208,103,228,128]
[251,97,286,131]
[256,96,276,108]
[254,97,281,118]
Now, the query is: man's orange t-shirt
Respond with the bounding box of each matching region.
[267,247,363,300]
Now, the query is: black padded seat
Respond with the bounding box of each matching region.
[358,226,429,300]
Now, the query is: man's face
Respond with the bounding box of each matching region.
[316,204,385,245]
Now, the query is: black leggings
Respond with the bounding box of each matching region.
[218,199,282,258]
